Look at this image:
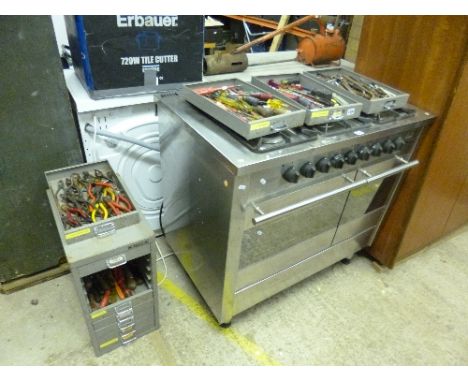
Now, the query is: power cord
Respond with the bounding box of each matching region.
[157,201,165,237]
[154,237,169,286]
[92,116,98,161]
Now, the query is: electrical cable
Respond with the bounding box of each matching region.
[92,117,98,161]
[154,238,168,286]
[84,123,159,151]
[158,202,165,237]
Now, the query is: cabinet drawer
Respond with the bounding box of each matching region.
[90,289,154,330]
[94,304,156,344]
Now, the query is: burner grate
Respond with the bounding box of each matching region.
[359,107,416,125]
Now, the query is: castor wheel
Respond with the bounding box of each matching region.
[340,258,352,265]
[220,322,232,328]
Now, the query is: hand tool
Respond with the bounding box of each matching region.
[232,16,318,54]
[55,168,134,228]
[267,79,338,108]
[227,16,345,66]
[316,72,391,100]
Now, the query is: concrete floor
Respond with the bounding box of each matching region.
[1,224,467,366]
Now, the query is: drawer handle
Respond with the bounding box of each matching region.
[121,330,136,341]
[117,316,134,328]
[120,323,136,334]
[252,157,419,225]
[122,336,138,345]
[116,308,134,321]
[115,300,132,313]
[106,254,127,269]
[270,124,288,132]
[94,221,116,237]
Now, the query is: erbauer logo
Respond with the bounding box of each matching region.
[117,15,178,27]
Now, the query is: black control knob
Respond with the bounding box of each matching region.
[330,154,345,169]
[344,150,358,165]
[282,166,300,183]
[394,136,406,150]
[357,146,371,161]
[299,162,316,178]
[370,142,383,157]
[382,139,396,154]
[316,157,331,173]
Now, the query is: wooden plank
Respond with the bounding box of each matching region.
[0,263,70,294]
[225,15,315,39]
[397,48,468,258]
[354,16,468,267]
[444,174,468,235]
[269,16,290,52]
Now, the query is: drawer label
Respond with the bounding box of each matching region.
[311,110,329,118]
[99,337,118,349]
[65,228,91,240]
[90,310,107,319]
[250,121,271,131]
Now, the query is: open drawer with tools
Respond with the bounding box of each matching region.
[251,73,362,126]
[45,160,140,244]
[303,67,409,115]
[183,78,306,140]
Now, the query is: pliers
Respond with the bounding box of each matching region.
[91,202,109,222]
[104,193,133,216]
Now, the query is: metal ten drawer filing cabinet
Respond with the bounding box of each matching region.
[45,160,160,356]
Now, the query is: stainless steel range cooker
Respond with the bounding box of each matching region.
[159,82,434,325]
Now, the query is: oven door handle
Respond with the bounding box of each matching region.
[252,158,419,225]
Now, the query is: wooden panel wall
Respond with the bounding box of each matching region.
[398,51,468,258]
[445,174,468,235]
[354,16,468,267]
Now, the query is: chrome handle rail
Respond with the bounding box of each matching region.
[252,158,419,225]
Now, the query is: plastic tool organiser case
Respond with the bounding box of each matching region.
[45,160,159,356]
[251,73,363,126]
[303,67,409,115]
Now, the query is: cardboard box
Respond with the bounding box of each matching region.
[65,15,204,99]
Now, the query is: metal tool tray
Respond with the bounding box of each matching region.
[303,67,409,114]
[251,73,362,126]
[45,160,140,244]
[183,79,307,140]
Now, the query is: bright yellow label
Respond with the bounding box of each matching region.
[65,228,91,240]
[311,110,329,118]
[99,337,118,349]
[250,121,271,130]
[90,310,107,320]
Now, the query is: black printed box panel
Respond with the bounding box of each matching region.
[65,15,204,91]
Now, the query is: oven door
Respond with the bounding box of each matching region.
[333,156,419,244]
[237,170,356,290]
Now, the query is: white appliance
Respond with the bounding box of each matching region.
[64,69,162,231]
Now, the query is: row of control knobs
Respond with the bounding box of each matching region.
[282,137,406,183]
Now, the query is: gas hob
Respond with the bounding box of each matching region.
[226,107,416,153]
